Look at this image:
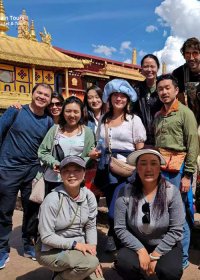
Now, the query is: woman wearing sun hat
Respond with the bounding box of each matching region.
[114,148,184,280]
[90,78,146,252]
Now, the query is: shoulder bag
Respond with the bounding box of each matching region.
[105,124,135,177]
[30,126,60,204]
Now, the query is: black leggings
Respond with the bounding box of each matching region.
[116,244,183,280]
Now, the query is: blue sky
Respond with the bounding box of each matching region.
[4,0,168,64]
[3,0,200,71]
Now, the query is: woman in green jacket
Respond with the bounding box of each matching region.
[38,96,95,194]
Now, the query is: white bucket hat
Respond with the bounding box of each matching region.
[127,149,166,166]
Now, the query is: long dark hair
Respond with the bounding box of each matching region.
[131,172,167,220]
[102,93,132,123]
[59,96,84,129]
[83,85,105,124]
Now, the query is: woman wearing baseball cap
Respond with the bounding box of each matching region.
[35,155,104,280]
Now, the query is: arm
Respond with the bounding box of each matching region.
[38,125,60,169]
[154,186,184,255]
[81,126,96,162]
[0,107,19,147]
[183,109,199,174]
[132,115,147,149]
[114,192,145,251]
[181,109,199,192]
[84,190,98,245]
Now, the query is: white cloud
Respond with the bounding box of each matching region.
[163,30,167,37]
[146,25,158,33]
[154,0,200,72]
[124,58,132,64]
[154,36,185,74]
[138,50,147,58]
[92,44,117,57]
[120,41,132,54]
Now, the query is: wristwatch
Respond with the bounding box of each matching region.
[72,240,77,250]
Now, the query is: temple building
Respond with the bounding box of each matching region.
[0,0,147,112]
[0,0,83,113]
[54,47,145,100]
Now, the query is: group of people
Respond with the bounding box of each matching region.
[0,36,199,280]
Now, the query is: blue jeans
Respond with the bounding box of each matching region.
[0,165,39,254]
[162,169,193,267]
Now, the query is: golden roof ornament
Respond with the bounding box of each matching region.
[132,48,137,65]
[30,20,37,41]
[0,0,9,35]
[18,9,30,39]
[162,62,167,74]
[40,27,52,45]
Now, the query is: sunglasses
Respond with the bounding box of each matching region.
[49,102,63,108]
[142,202,150,224]
[184,51,200,60]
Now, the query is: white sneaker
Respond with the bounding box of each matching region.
[105,236,117,252]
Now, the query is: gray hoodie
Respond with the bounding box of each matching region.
[38,185,97,251]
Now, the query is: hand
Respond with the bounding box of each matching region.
[95,264,103,278]
[89,148,101,160]
[74,243,96,256]
[147,260,157,276]
[137,248,150,272]
[11,102,22,109]
[180,176,191,192]
[53,164,60,173]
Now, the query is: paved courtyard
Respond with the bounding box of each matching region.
[0,209,200,280]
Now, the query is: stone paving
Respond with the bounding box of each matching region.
[0,210,200,280]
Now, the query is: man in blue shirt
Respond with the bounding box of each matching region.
[0,83,54,269]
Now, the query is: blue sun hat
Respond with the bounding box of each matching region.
[102,79,138,103]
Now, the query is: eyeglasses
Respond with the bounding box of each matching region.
[184,51,200,60]
[49,102,63,108]
[142,202,150,224]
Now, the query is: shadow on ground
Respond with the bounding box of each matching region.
[16,267,52,280]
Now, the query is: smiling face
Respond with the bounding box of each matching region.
[61,163,85,192]
[184,47,200,72]
[48,97,63,117]
[157,79,178,106]
[63,102,81,127]
[32,85,51,109]
[111,92,128,112]
[141,57,158,82]
[137,154,160,185]
[87,89,103,113]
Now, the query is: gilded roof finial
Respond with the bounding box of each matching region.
[30,20,37,41]
[162,62,167,74]
[40,27,52,45]
[132,48,137,65]
[0,0,9,35]
[18,9,30,39]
